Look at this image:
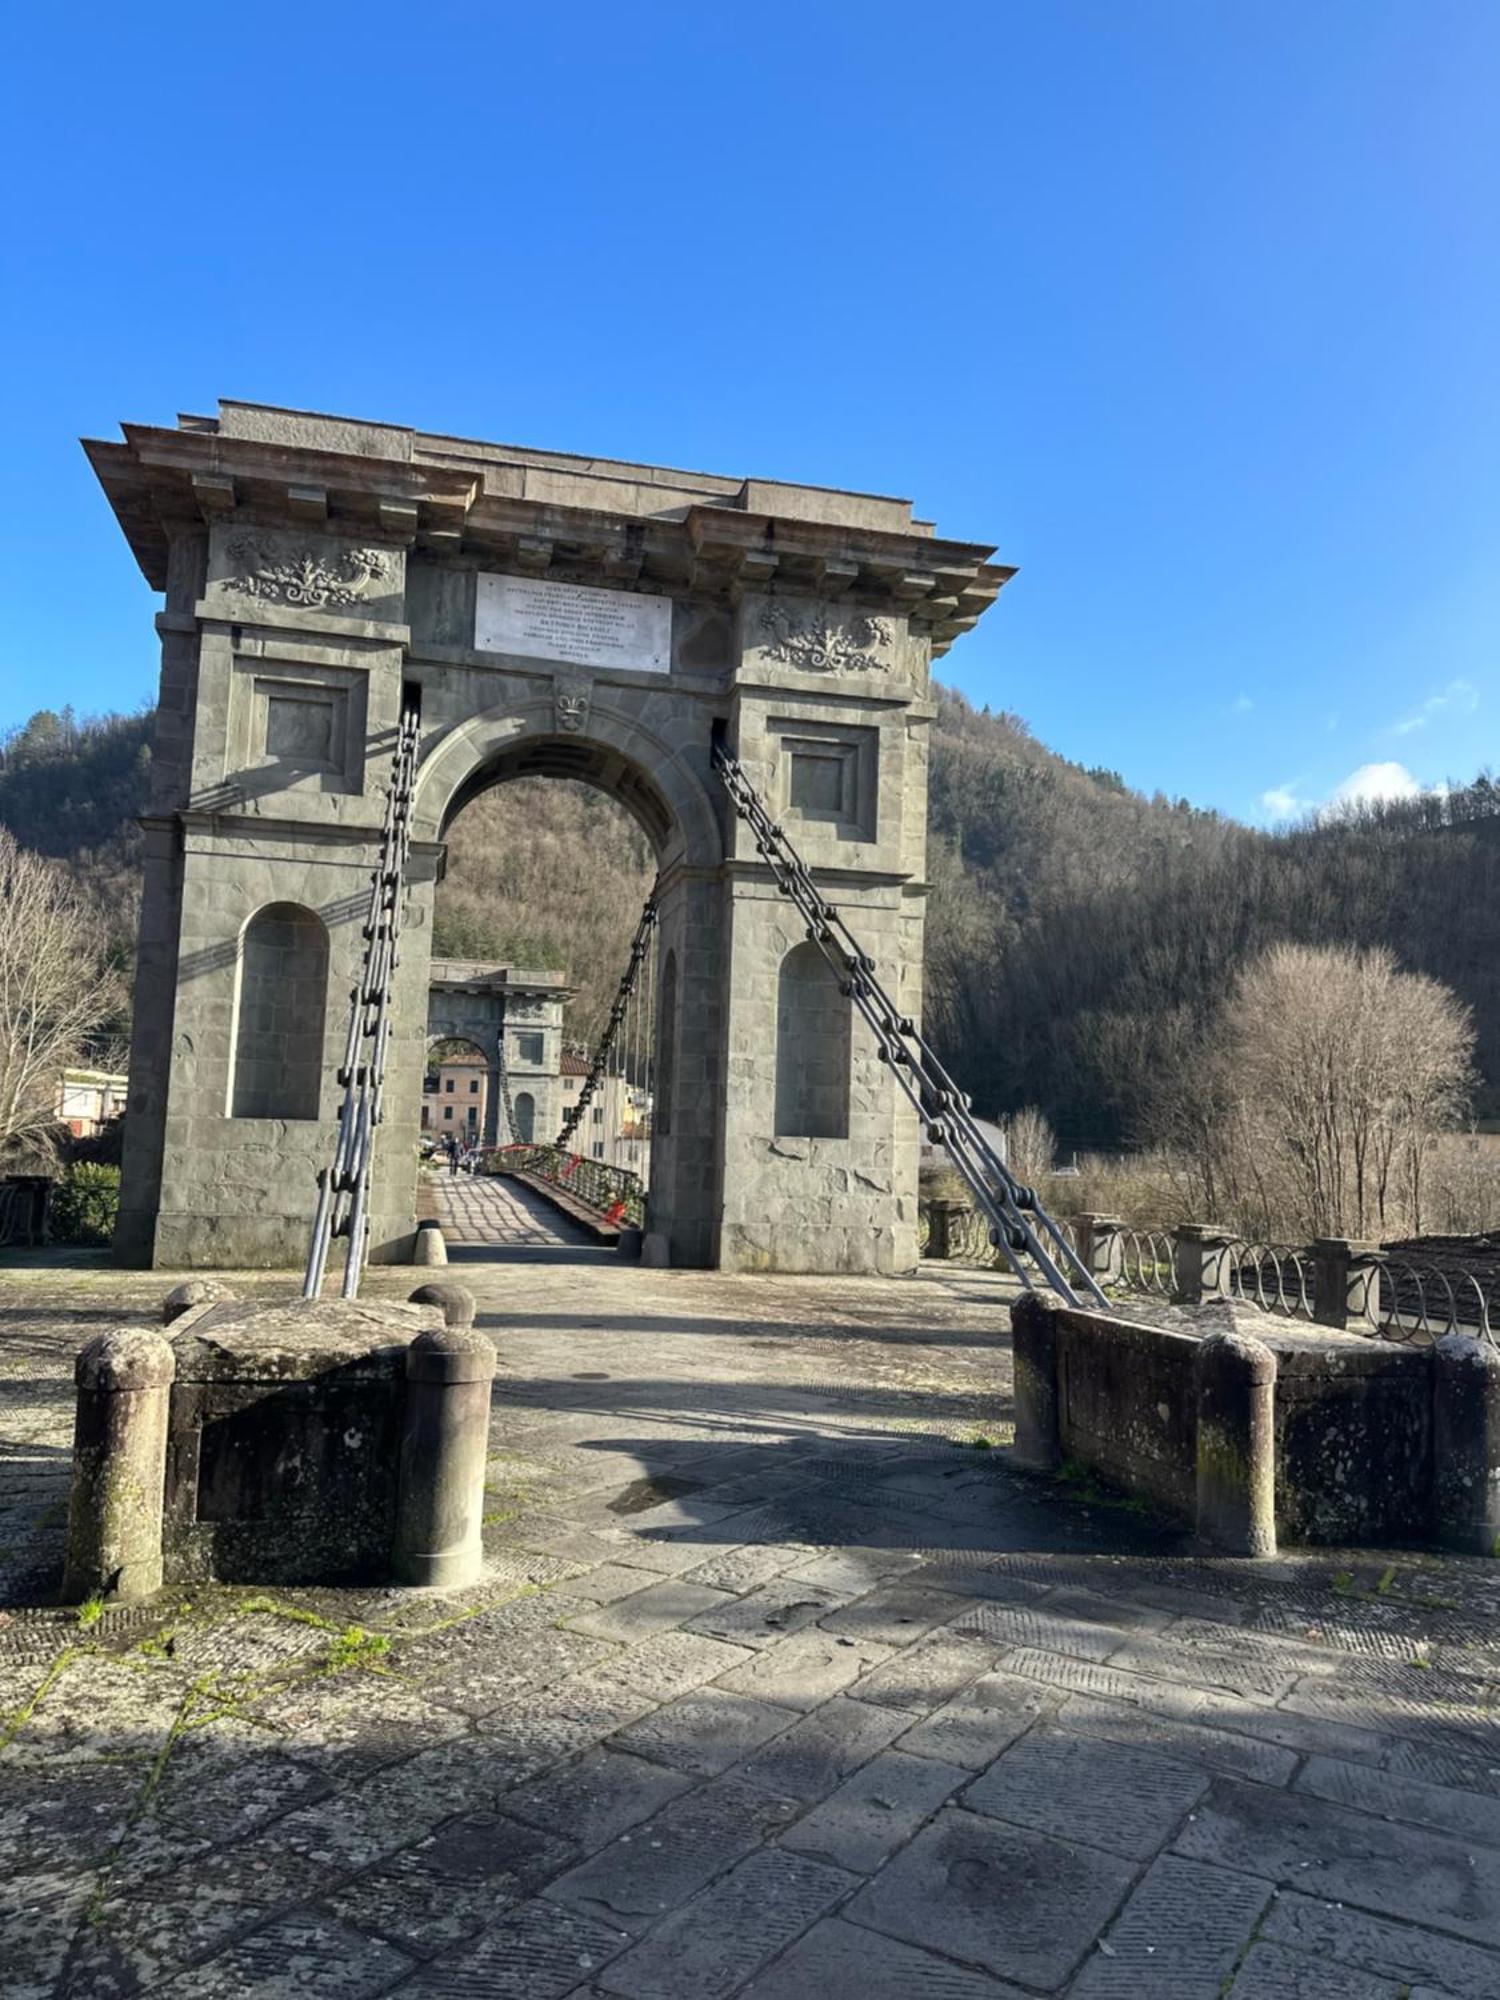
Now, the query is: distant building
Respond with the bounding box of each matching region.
[58,1067,128,1138]
[421,1051,488,1143]
[560,1048,651,1172]
[425,963,575,1146]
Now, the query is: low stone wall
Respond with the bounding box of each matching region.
[1011,1295,1500,1557]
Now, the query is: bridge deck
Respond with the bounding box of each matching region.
[425,1169,606,1260]
[4,1255,1500,1995]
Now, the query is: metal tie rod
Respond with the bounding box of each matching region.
[710,733,1105,1309]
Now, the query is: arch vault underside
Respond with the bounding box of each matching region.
[87,399,1009,1273]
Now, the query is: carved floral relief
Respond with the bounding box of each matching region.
[554,675,591,735]
[758,601,892,675]
[222,535,392,609]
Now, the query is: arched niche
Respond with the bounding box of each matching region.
[229,903,328,1120]
[774,939,851,1139]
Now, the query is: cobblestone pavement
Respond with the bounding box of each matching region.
[5,1249,1500,1997]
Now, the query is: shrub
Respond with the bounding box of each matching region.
[51,1162,120,1246]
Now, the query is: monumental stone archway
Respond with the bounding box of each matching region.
[87,402,1009,1273]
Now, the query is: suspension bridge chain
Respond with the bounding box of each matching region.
[556,880,661,1151]
[303,703,422,1301]
[711,734,1105,1309]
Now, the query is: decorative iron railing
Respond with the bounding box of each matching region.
[1212,1240,1317,1321]
[1372,1258,1497,1346]
[484,1143,645,1229]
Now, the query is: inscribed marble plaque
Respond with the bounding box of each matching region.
[475,575,671,673]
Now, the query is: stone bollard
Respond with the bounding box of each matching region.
[412,1221,448,1267]
[617,1225,643,1261]
[161,1279,235,1326]
[1432,1335,1500,1556]
[1010,1294,1062,1472]
[1195,1329,1277,1556]
[408,1282,477,1330]
[1174,1225,1236,1305]
[1076,1214,1125,1287]
[394,1323,496,1588]
[62,1329,175,1604]
[1311,1239,1384,1331]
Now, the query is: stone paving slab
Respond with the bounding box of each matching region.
[9,1252,1500,1995]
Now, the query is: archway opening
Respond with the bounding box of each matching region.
[422,750,675,1259]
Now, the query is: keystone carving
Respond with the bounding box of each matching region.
[554,676,591,735]
[222,535,392,609]
[758,601,892,675]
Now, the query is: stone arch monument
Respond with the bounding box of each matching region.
[87,402,1009,1274]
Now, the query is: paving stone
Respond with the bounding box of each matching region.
[964,1724,1209,1859]
[323,1811,575,1956]
[1040,1585,1174,1632]
[782,1549,925,1595]
[5,1653,192,1764]
[917,1562,1052,1606]
[413,1625,615,1718]
[737,1695,907,1801]
[151,1751,328,1846]
[545,1774,804,1934]
[779,1747,967,1872]
[1280,1664,1500,1755]
[1173,1777,1500,1946]
[152,1912,413,1997]
[1384,1736,1500,1797]
[605,1531,751,1575]
[846,1632,999,1712]
[0,1872,92,2000]
[573,1631,754,1707]
[895,1669,1059,1769]
[818,1583,969,1647]
[1069,1852,1272,1997]
[249,1668,467,1776]
[681,1545,810,1593]
[714,1629,895,1711]
[1262,1890,1500,2000]
[0,1759,142,1875]
[1296,1752,1500,1847]
[503,1749,696,1847]
[567,1580,735,1643]
[1060,1694,1299,1786]
[1181,1687,1395,1767]
[1107,1635,1299,1700]
[742,1915,1027,1997]
[846,1804,1135,1989]
[684,1580,844,1649]
[1226,1941,1403,1997]
[594,1846,856,1998]
[949,1600,1131,1660]
[565,1566,660,1604]
[396,1895,630,1998]
[478,1681,645,1770]
[611,1689,797,1774]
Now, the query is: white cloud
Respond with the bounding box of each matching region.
[1327,760,1420,808]
[1259,784,1303,820]
[1391,678,1479,737]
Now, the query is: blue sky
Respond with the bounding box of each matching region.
[1,2,1494,822]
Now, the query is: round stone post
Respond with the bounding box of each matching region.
[412,1221,448,1267]
[1195,1329,1277,1556]
[1011,1294,1062,1472]
[394,1323,496,1588]
[407,1282,477,1330]
[62,1329,175,1604]
[1432,1334,1500,1556]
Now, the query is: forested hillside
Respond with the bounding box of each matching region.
[4,693,1495,1135]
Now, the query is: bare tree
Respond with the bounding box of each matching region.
[0,830,119,1159]
[1005,1105,1057,1189]
[1175,943,1475,1240]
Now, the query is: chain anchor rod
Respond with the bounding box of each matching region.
[711,735,1105,1309]
[303,704,422,1301]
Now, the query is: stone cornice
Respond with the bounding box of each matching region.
[85,407,1013,656]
